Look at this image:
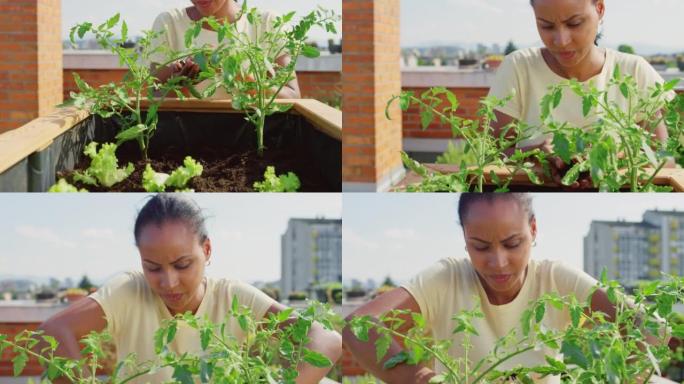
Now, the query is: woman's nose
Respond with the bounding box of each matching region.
[489,249,510,269]
[159,270,178,290]
[553,28,572,48]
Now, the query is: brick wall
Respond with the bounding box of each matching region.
[342,0,403,190]
[0,322,42,376]
[0,0,62,134]
[402,87,489,139]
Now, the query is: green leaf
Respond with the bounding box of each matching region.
[534,303,546,323]
[561,162,583,186]
[383,350,409,369]
[552,134,572,164]
[570,305,582,328]
[231,294,239,313]
[552,88,562,108]
[115,124,148,144]
[12,352,28,376]
[420,108,434,130]
[121,21,128,42]
[375,334,391,362]
[582,95,594,117]
[561,340,588,369]
[620,82,629,98]
[77,23,92,39]
[166,322,177,343]
[301,45,320,58]
[200,327,212,350]
[172,365,194,384]
[238,314,248,331]
[349,317,370,342]
[663,78,680,92]
[106,13,120,29]
[302,348,332,368]
[613,65,621,81]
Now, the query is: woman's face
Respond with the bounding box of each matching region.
[532,0,605,68]
[190,0,229,17]
[463,199,536,304]
[137,220,211,315]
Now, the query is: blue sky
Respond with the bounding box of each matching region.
[62,0,341,45]
[0,194,341,284]
[343,194,684,284]
[401,0,684,53]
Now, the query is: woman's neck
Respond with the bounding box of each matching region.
[543,46,606,82]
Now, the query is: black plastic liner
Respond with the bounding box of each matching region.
[0,111,341,192]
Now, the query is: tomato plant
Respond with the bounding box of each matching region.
[0,299,341,383]
[347,274,684,383]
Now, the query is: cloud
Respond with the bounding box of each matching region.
[81,228,116,240]
[15,226,76,248]
[383,228,417,240]
[214,229,245,242]
[343,228,379,251]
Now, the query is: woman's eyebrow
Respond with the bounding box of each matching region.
[143,256,192,266]
[468,234,521,243]
[537,14,583,24]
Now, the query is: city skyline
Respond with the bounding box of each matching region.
[402,0,684,54]
[0,194,341,284]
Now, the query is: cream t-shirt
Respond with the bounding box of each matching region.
[402,258,598,383]
[89,271,275,383]
[148,7,280,99]
[488,47,673,147]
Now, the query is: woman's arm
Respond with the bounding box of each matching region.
[36,297,108,382]
[266,302,341,384]
[342,288,436,384]
[273,54,301,99]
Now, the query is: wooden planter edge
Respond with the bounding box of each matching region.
[0,99,341,174]
[395,164,684,192]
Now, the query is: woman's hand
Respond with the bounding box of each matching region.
[152,58,201,85]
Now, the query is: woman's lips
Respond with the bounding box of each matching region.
[557,51,576,61]
[162,293,184,302]
[195,1,212,8]
[489,274,511,284]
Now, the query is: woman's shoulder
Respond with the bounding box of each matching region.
[502,47,544,66]
[606,48,652,73]
[153,8,190,27]
[90,271,153,306]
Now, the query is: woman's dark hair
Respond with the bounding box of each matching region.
[530,0,602,46]
[457,193,534,228]
[134,194,208,246]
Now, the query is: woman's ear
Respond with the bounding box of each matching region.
[529,215,538,241]
[596,0,606,20]
[203,237,212,264]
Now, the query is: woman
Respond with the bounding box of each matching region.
[342,194,668,384]
[489,0,675,185]
[39,194,341,383]
[149,0,301,99]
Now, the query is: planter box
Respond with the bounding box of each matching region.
[0,99,341,192]
[395,164,684,192]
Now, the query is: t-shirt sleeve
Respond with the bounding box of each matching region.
[401,259,452,329]
[488,54,524,120]
[229,281,277,321]
[551,262,599,305]
[147,11,176,67]
[88,272,139,337]
[634,55,676,102]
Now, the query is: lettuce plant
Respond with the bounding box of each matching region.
[142,156,204,192]
[253,166,301,192]
[72,142,134,188]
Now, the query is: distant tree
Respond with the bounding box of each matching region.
[381,276,396,287]
[618,44,635,54]
[78,275,94,291]
[504,40,518,55]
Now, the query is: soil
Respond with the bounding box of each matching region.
[58,146,331,192]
